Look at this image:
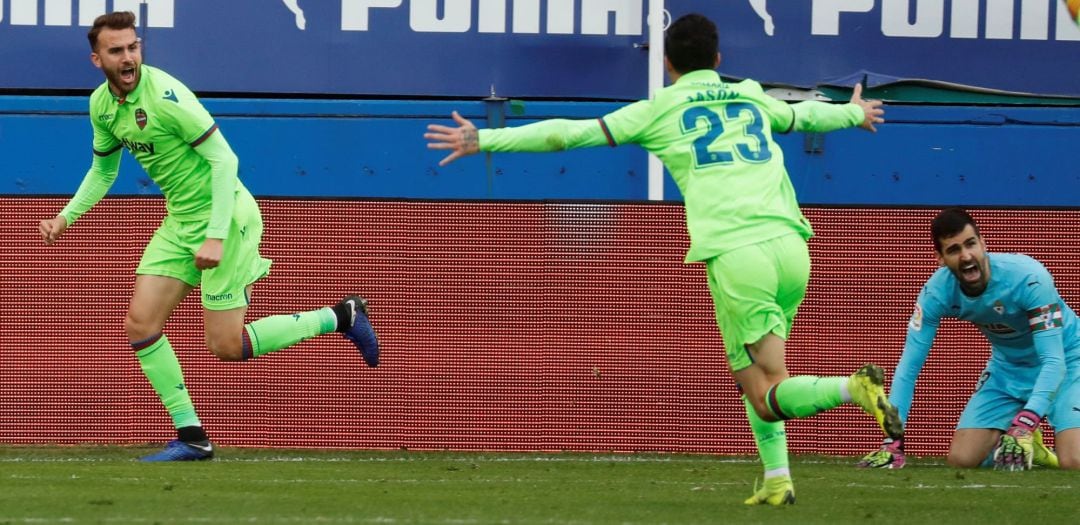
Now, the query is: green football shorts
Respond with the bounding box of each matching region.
[705,233,810,372]
[136,188,272,311]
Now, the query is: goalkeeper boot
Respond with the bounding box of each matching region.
[1032,428,1060,469]
[848,364,904,439]
[141,439,214,462]
[338,296,380,367]
[743,476,796,506]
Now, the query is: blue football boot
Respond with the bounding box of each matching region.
[339,296,379,367]
[140,440,214,462]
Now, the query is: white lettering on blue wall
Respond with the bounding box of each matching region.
[811,0,1080,41]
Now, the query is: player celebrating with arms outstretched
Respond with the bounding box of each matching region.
[426,13,901,505]
[39,11,379,461]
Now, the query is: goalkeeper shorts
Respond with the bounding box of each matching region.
[959,360,1080,432]
[705,233,810,372]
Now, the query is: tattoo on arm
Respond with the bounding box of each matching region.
[462,128,479,154]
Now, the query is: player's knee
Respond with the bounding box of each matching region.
[205,335,243,362]
[1058,452,1080,470]
[945,451,982,469]
[124,311,159,342]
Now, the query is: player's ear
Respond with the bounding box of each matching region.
[714,52,721,69]
[90,52,102,69]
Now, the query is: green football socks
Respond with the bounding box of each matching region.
[743,394,789,475]
[134,334,200,429]
[244,307,337,358]
[765,376,846,419]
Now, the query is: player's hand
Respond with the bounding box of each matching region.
[993,410,1039,471]
[857,437,906,469]
[850,83,884,133]
[39,216,69,245]
[195,238,224,270]
[424,111,481,167]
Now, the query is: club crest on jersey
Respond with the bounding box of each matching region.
[908,304,923,331]
[135,108,148,130]
[993,300,1005,315]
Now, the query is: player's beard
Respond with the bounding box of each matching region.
[954,257,989,296]
[106,62,140,97]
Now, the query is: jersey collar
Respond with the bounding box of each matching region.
[675,69,723,86]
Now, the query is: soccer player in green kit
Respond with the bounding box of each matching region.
[38,11,379,461]
[425,13,902,505]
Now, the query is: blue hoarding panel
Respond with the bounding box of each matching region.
[3,96,1078,206]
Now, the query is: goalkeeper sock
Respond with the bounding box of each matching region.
[134,333,200,429]
[744,394,789,476]
[765,376,846,420]
[243,308,338,359]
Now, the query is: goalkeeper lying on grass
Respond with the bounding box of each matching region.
[858,208,1078,471]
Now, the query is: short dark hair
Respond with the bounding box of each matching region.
[664,13,718,74]
[931,207,980,253]
[88,11,136,51]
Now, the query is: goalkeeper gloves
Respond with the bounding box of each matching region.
[857,437,905,469]
[993,409,1039,472]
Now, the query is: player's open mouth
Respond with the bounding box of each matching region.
[960,263,981,282]
[121,67,136,82]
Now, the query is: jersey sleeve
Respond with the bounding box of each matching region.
[751,86,797,134]
[789,101,864,133]
[59,149,121,225]
[63,107,123,225]
[889,284,946,424]
[156,83,217,145]
[596,99,656,146]
[478,118,612,152]
[192,131,239,239]
[1020,265,1068,417]
[91,100,122,157]
[158,83,238,239]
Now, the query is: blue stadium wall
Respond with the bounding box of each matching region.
[4,96,1079,206]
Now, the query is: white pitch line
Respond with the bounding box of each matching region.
[844,482,1075,490]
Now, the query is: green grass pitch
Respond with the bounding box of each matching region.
[1,446,1076,524]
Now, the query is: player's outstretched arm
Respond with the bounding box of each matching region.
[39,216,69,245]
[425,111,480,167]
[850,83,884,133]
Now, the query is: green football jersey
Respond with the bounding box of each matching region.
[87,64,234,227]
[601,70,859,261]
[479,69,863,262]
